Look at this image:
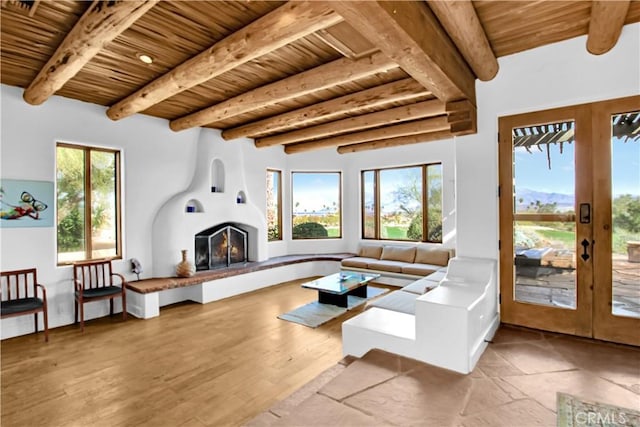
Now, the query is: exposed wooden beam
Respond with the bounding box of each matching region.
[256,100,445,147]
[283,116,449,154]
[222,78,428,140]
[171,51,396,132]
[107,1,342,121]
[22,0,157,106]
[446,99,477,135]
[330,1,476,104]
[426,0,498,81]
[587,0,630,55]
[337,130,453,154]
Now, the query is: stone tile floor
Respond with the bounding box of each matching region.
[247,325,640,426]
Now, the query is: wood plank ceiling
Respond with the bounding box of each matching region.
[1,0,639,154]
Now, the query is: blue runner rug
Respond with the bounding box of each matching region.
[278,286,389,328]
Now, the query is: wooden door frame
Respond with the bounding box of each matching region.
[499,95,640,345]
[591,95,640,346]
[499,105,592,337]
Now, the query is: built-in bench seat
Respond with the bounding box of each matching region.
[126,253,354,318]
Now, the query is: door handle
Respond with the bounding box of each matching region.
[580,239,595,261]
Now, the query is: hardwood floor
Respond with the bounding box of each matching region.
[1,278,381,426]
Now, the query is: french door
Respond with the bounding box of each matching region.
[499,96,640,346]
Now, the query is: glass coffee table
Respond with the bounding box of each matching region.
[301,271,380,307]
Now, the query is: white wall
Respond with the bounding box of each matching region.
[0,85,200,338]
[455,23,640,259]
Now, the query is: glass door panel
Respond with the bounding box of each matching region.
[610,112,640,318]
[512,120,577,309]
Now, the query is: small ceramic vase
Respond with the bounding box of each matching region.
[176,249,195,277]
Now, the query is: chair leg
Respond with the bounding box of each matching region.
[122,290,127,321]
[79,300,85,333]
[43,305,49,342]
[110,298,114,316]
[74,299,78,324]
[34,313,38,335]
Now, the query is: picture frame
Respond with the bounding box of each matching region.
[0,179,55,228]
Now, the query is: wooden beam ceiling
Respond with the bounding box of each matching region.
[170,51,398,132]
[283,116,450,154]
[330,0,476,105]
[426,0,498,81]
[256,99,445,147]
[587,0,630,55]
[337,129,453,154]
[23,0,157,105]
[4,0,637,155]
[106,1,343,121]
[221,78,430,140]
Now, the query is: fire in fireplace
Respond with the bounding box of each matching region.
[195,223,248,271]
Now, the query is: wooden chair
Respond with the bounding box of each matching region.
[1,268,49,342]
[73,259,127,332]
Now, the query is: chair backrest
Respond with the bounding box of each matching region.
[1,268,38,302]
[73,260,114,290]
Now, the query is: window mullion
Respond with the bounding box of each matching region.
[423,165,428,242]
[114,151,122,258]
[375,170,380,239]
[84,148,92,260]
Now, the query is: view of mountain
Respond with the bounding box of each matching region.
[515,188,574,211]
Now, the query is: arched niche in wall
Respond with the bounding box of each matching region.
[236,190,247,204]
[211,159,225,193]
[185,199,204,213]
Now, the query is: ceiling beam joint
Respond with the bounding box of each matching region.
[329,0,476,105]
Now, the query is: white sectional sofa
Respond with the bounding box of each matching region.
[342,256,499,374]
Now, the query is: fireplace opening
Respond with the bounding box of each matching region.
[195,223,248,271]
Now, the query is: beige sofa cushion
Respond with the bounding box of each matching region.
[365,259,406,273]
[341,257,370,269]
[380,246,416,263]
[414,246,451,266]
[358,244,383,259]
[401,263,441,276]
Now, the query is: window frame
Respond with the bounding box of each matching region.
[56,142,122,265]
[361,163,442,243]
[291,171,342,240]
[266,168,283,242]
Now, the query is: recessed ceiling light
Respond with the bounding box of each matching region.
[137,53,153,64]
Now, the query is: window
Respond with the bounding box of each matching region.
[266,169,282,241]
[292,172,341,239]
[361,164,442,242]
[56,143,121,264]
